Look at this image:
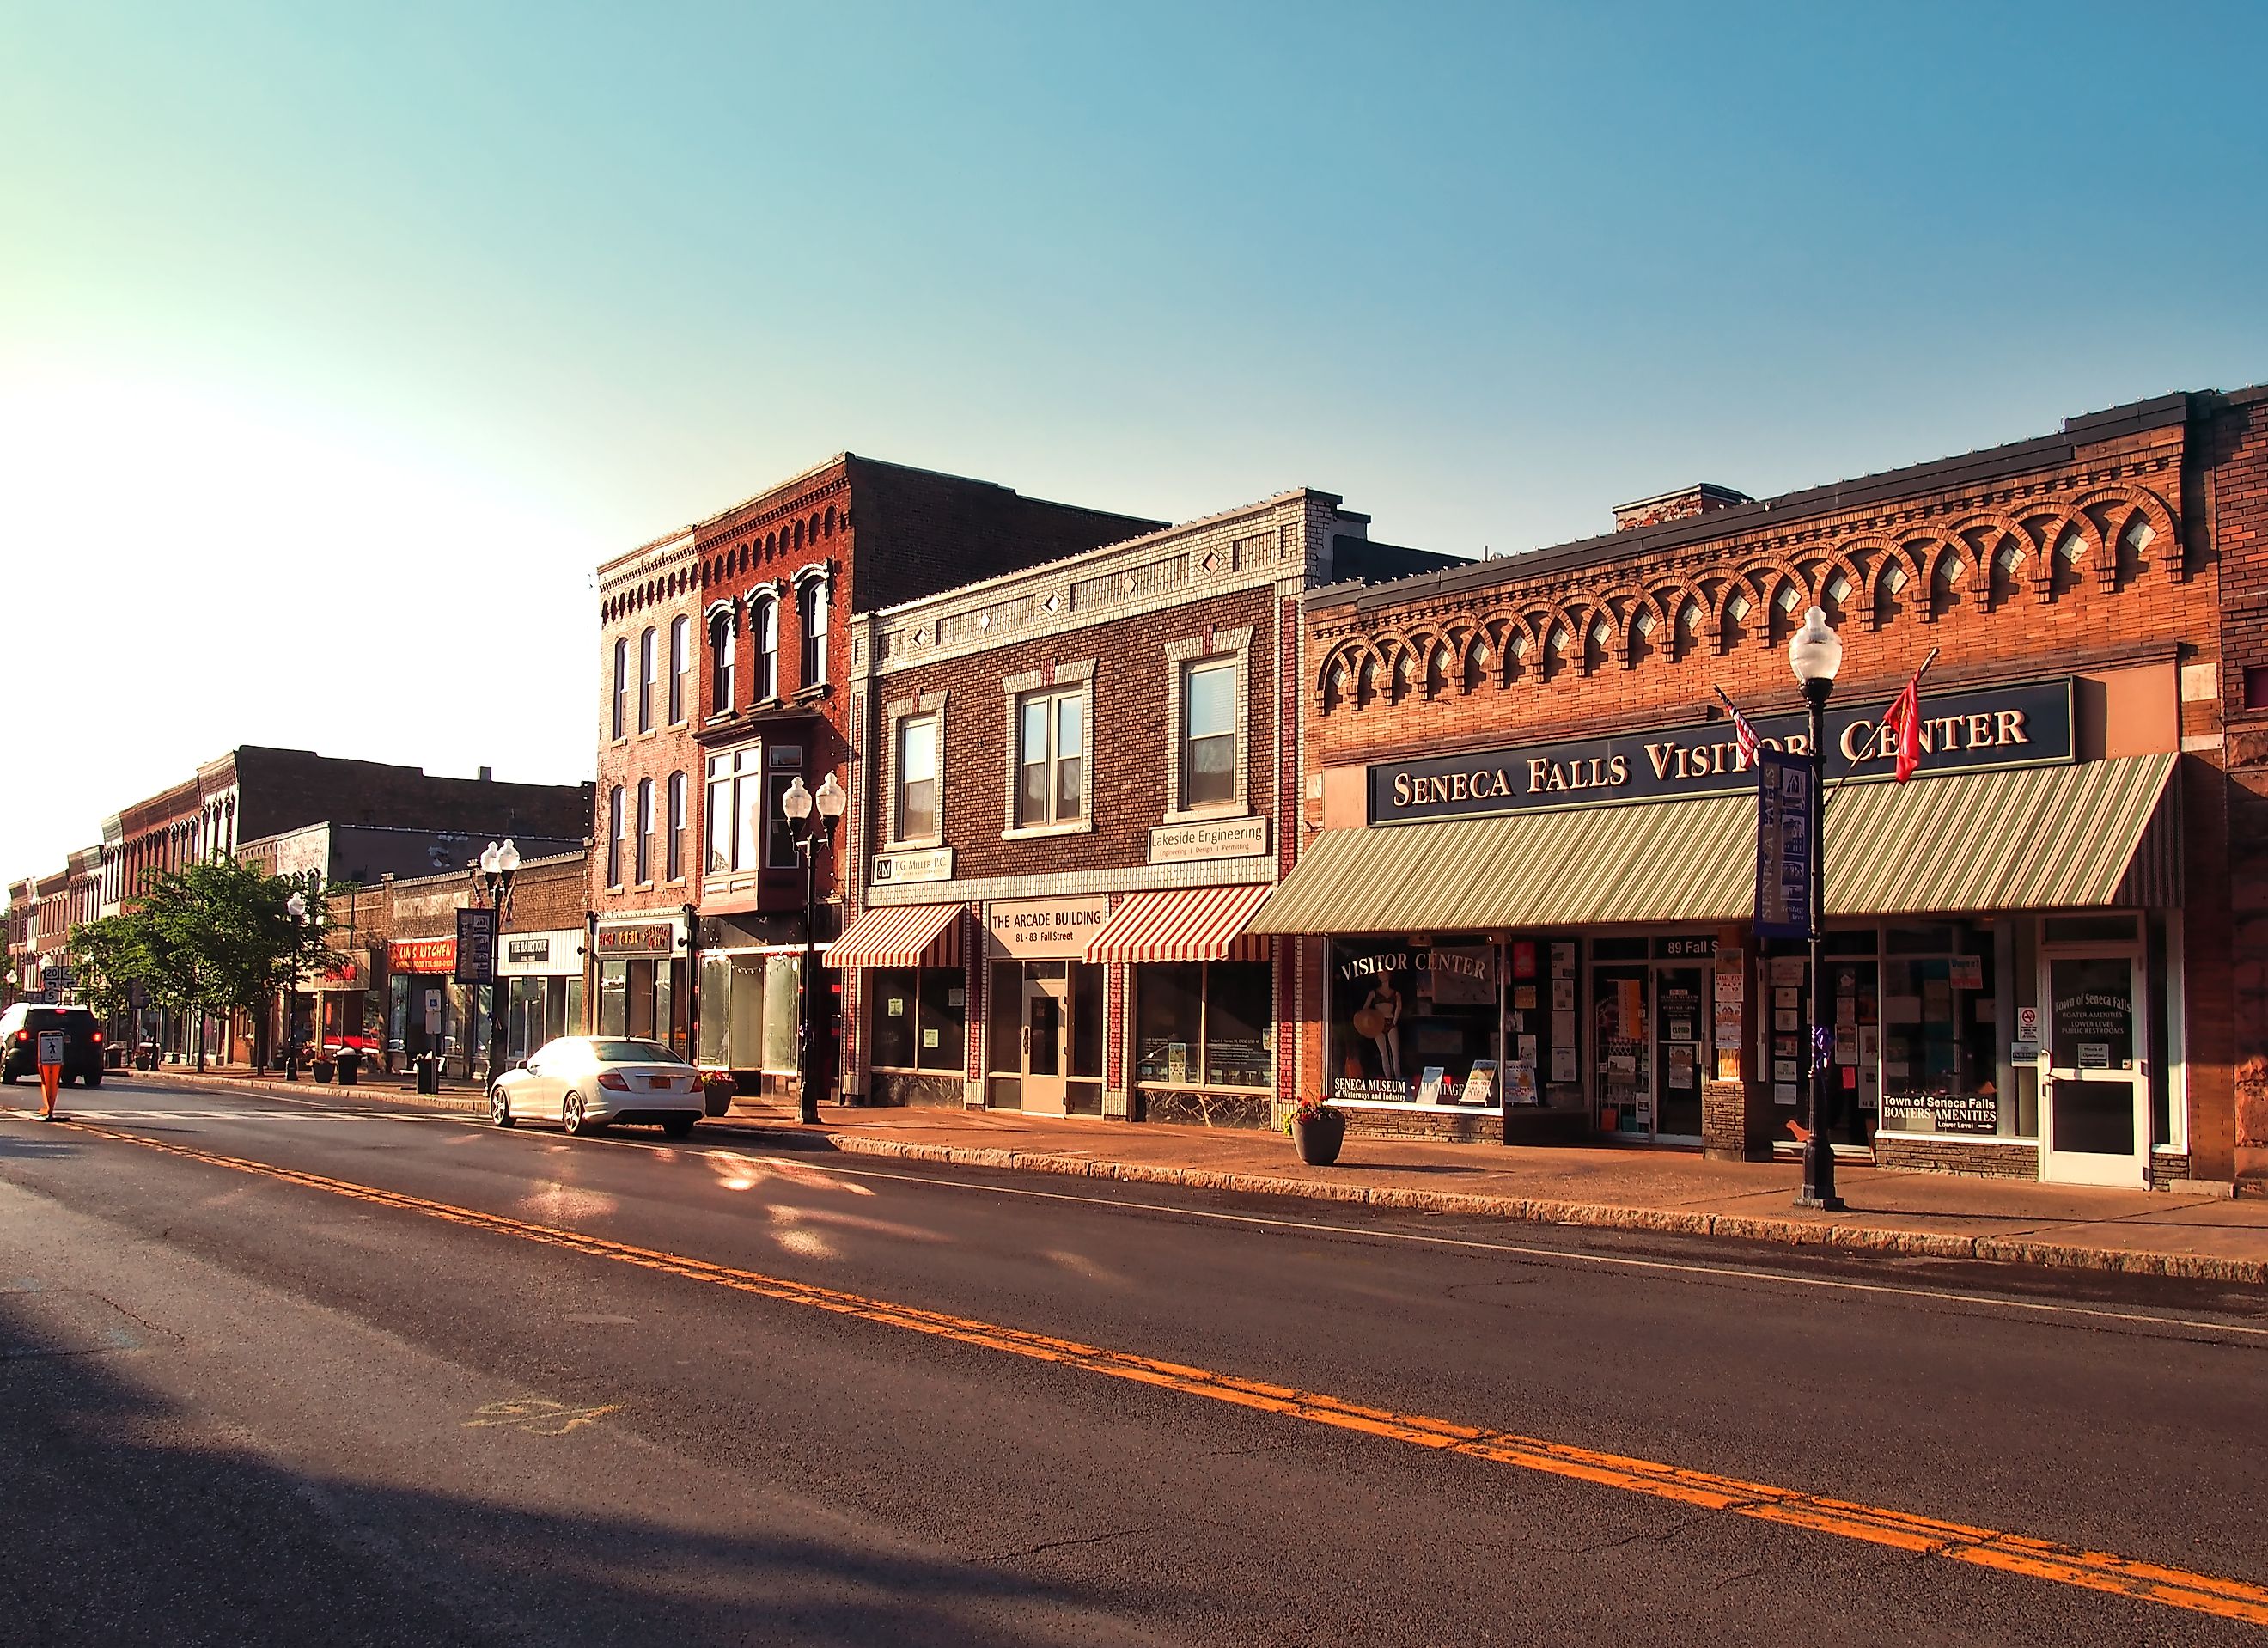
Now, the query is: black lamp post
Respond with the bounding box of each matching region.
[479,839,520,1088]
[781,772,846,1126]
[284,888,310,1081]
[1788,606,1847,1212]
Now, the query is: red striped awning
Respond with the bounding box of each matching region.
[1083,884,1273,966]
[830,901,963,968]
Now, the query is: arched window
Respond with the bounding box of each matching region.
[638,626,658,732]
[799,577,829,686]
[709,610,735,713]
[752,595,778,700]
[611,638,629,740]
[636,777,655,884]
[667,771,687,881]
[606,786,625,888]
[668,615,690,723]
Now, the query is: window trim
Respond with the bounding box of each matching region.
[884,692,948,851]
[1162,627,1253,822]
[610,638,629,742]
[605,784,625,888]
[635,776,655,885]
[666,770,686,882]
[749,589,781,704]
[704,739,764,877]
[668,615,690,725]
[795,568,831,689]
[706,605,736,718]
[1001,660,1095,839]
[638,626,658,733]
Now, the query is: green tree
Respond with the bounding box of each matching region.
[64,913,150,1028]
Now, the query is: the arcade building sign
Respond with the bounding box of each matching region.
[1373,677,2072,825]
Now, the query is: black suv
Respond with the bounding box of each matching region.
[0,1004,107,1086]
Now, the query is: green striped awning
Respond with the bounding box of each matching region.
[1247,753,2178,936]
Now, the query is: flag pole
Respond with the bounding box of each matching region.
[1822,645,1939,814]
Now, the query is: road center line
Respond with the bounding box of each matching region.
[53,1115,2268,1629]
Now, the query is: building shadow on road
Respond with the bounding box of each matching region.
[0,1291,1165,1648]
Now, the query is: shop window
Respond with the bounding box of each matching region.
[869,966,966,1071]
[897,713,940,843]
[611,638,629,739]
[1328,939,1498,1105]
[1070,961,1102,1079]
[638,626,658,731]
[1183,661,1237,808]
[751,595,777,701]
[2247,666,2268,711]
[1872,919,2010,1138]
[606,785,625,888]
[704,743,764,874]
[1016,687,1085,827]
[2042,914,2137,945]
[635,778,655,884]
[669,616,690,723]
[987,963,1022,1076]
[1136,961,1271,1090]
[765,772,802,870]
[709,611,735,712]
[666,772,686,882]
[799,577,829,687]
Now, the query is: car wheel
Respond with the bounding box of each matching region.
[563,1092,604,1136]
[490,1086,515,1127]
[84,1071,101,1089]
[662,1114,696,1139]
[60,1072,76,1087]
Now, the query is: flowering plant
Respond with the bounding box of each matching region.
[1282,1093,1341,1133]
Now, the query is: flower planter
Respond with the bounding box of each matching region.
[1292,1109,1346,1167]
[311,1062,335,1085]
[703,1074,736,1118]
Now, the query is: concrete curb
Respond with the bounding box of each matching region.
[722,1128,2268,1288]
[127,1071,489,1115]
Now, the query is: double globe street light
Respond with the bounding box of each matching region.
[477,839,521,1087]
[284,888,311,1080]
[1787,606,1848,1213]
[780,772,846,1126]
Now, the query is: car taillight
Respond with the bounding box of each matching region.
[12,1030,25,1043]
[597,1071,630,1090]
[91,1030,103,1043]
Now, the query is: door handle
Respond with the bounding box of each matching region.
[1021,1026,1030,1057]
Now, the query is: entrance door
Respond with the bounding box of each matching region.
[1653,965,1707,1139]
[1022,966,1070,1116]
[2041,952,2148,1187]
[1591,966,1651,1137]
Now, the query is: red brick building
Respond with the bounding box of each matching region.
[594,457,1159,1090]
[839,490,1453,1122]
[1253,387,2268,1191]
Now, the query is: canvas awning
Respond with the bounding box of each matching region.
[828,900,964,968]
[1246,753,2179,937]
[1082,884,1274,965]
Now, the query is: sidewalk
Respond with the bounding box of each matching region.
[132,1069,2268,1285]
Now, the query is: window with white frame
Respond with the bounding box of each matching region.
[751,595,778,700]
[765,772,802,870]
[896,713,940,843]
[611,638,629,740]
[606,784,625,887]
[705,743,765,875]
[668,616,690,723]
[635,777,655,883]
[799,577,828,687]
[638,626,657,732]
[667,771,686,881]
[1016,687,1084,827]
[1182,660,1237,808]
[708,610,735,713]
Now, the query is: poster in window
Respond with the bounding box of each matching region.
[1551,978,1576,1012]
[1551,1010,1576,1046]
[922,1028,940,1048]
[1415,1065,1447,1104]
[1517,1034,1537,1064]
[1428,948,1495,1005]
[1503,1060,1536,1106]
[1775,1082,1798,1106]
[1774,1058,1799,1083]
[1513,985,1538,1010]
[1714,1004,1743,1049]
[1949,955,1984,990]
[1551,1045,1577,1083]
[1668,1044,1696,1090]
[1467,1059,1501,1105]
[1615,978,1643,1032]
[1512,942,1537,980]
[1550,943,1575,979]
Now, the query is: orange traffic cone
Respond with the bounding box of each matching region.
[39,1060,60,1120]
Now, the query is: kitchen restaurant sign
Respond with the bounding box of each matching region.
[1370,677,2073,826]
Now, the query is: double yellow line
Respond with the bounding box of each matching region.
[64,1118,2268,1628]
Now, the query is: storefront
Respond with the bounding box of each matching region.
[1257,671,2187,1181]
[1085,883,1277,1128]
[387,934,480,1077]
[982,895,1109,1116]
[693,914,808,1093]
[833,900,967,1108]
[314,949,378,1056]
[495,928,584,1063]
[592,915,689,1051]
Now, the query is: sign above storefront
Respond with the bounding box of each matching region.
[1369,677,2074,827]
[873,846,953,885]
[1149,815,1268,865]
[454,907,497,984]
[389,936,456,976]
[594,922,676,957]
[497,929,582,976]
[985,895,1111,959]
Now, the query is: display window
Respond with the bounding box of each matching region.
[1134,961,1272,1090]
[1869,919,2009,1137]
[869,965,966,1072]
[1328,938,1500,1106]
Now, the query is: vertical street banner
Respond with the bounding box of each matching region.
[454,906,497,984]
[1753,748,1814,941]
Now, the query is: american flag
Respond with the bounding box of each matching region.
[1715,687,1763,766]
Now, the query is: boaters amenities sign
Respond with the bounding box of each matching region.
[1369,676,2071,825]
[1753,750,1814,941]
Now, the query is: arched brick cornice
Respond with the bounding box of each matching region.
[2070,485,2180,587]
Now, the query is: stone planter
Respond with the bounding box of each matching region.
[1292,1109,1346,1167]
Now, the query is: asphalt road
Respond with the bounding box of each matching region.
[3,1073,2265,1646]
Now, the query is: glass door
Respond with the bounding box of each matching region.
[1591,966,1651,1137]
[1652,966,1706,1139]
[1022,965,1070,1116]
[2041,952,2147,1187]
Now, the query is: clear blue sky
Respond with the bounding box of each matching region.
[4,2,2265,881]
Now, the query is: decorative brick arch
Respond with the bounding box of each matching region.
[2071,485,2180,588]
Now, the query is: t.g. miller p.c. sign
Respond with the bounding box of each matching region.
[1370,677,2073,826]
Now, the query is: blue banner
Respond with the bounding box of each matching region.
[1753,749,1814,941]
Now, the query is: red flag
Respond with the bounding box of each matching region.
[1881,674,1924,782]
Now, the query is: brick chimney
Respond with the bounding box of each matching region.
[1612,483,1750,533]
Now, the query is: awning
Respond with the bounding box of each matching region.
[1247,753,2179,936]
[828,901,964,968]
[1083,884,1274,965]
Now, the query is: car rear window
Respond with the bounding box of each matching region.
[588,1039,686,1065]
[26,1010,95,1033]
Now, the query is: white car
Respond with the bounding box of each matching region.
[490,1036,705,1138]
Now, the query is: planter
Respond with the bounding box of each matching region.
[703,1074,736,1118]
[1292,1109,1346,1167]
[311,1062,336,1085]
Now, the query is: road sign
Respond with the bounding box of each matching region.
[41,966,74,991]
[37,1031,64,1067]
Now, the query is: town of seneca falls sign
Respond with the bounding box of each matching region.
[1370,677,2074,826]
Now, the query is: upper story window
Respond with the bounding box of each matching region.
[638,626,658,732]
[606,785,625,888]
[611,638,629,740]
[752,595,778,701]
[709,611,735,713]
[799,577,829,687]
[1016,687,1084,827]
[896,714,940,843]
[635,777,655,883]
[765,772,802,870]
[1183,661,1237,808]
[704,743,764,875]
[666,771,687,881]
[668,616,690,724]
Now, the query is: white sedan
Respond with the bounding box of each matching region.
[490,1036,706,1138]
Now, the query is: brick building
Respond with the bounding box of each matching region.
[596,456,1160,1093]
[838,490,1454,1123]
[1251,386,2268,1192]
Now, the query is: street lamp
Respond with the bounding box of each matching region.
[284,888,310,1082]
[781,772,847,1125]
[479,839,521,1087]
[1788,606,1847,1212]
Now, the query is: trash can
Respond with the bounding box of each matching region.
[414,1053,439,1096]
[336,1048,361,1087]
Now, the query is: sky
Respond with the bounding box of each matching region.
[4,1,2265,884]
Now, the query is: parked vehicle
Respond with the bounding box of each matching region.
[0,1004,106,1086]
[488,1035,704,1138]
